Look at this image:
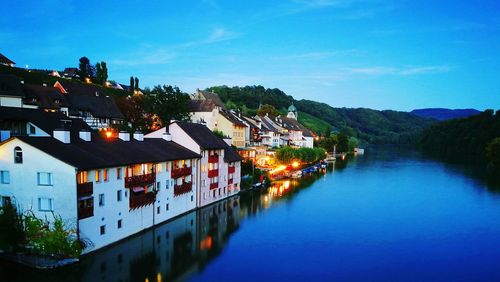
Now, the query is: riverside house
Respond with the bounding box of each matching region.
[0,128,201,253]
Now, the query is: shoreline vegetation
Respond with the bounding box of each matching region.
[0,202,88,268]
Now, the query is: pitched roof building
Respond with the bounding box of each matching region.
[0,53,15,67]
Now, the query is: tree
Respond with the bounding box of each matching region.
[337,133,349,152]
[257,104,280,117]
[486,137,500,168]
[95,62,103,84]
[213,129,228,138]
[78,56,92,81]
[115,95,153,132]
[130,76,134,92]
[146,85,191,126]
[101,62,108,83]
[134,77,139,90]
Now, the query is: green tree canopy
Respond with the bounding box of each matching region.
[257,104,280,117]
[146,85,191,126]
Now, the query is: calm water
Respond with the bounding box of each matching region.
[2,147,500,281]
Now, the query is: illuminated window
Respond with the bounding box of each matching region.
[77,171,88,184]
[165,162,170,172]
[103,169,108,182]
[95,170,101,182]
[202,165,206,172]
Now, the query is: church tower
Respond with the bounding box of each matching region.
[287,103,298,120]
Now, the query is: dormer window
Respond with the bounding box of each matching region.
[14,147,22,163]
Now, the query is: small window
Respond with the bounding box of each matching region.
[77,171,88,184]
[117,220,122,229]
[116,168,122,180]
[38,198,53,211]
[166,203,169,211]
[95,170,101,182]
[103,169,108,182]
[29,124,36,135]
[117,190,122,202]
[0,196,11,207]
[213,190,216,198]
[100,225,106,235]
[14,147,23,164]
[99,194,105,207]
[0,171,10,184]
[37,172,53,186]
[157,206,160,214]
[191,195,194,202]
[157,181,160,192]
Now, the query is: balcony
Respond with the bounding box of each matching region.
[228,166,235,174]
[210,182,218,190]
[130,191,156,210]
[174,182,192,196]
[171,166,192,179]
[208,169,219,178]
[77,182,93,197]
[125,173,155,188]
[208,155,219,163]
[78,206,93,220]
[228,178,233,185]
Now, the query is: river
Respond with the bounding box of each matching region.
[1,147,500,281]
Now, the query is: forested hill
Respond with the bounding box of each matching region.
[206,85,435,144]
[411,108,481,121]
[418,110,500,169]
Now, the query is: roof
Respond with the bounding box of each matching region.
[9,136,201,170]
[0,106,92,140]
[288,103,297,112]
[280,117,303,131]
[56,80,124,119]
[0,53,15,65]
[22,84,68,109]
[62,68,79,77]
[189,99,218,112]
[175,122,229,149]
[194,90,225,108]
[224,146,244,162]
[220,110,247,127]
[0,74,24,97]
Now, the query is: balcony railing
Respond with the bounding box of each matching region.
[130,192,156,209]
[210,182,218,190]
[208,155,219,163]
[171,166,192,179]
[174,182,192,196]
[78,206,93,220]
[77,182,93,197]
[228,166,235,174]
[208,169,219,178]
[125,173,155,188]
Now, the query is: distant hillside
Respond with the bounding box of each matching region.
[411,108,481,121]
[207,85,436,144]
[297,111,331,135]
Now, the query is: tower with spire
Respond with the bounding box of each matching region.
[287,103,298,120]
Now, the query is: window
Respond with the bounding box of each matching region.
[203,192,206,199]
[156,163,162,172]
[29,124,36,135]
[157,181,161,192]
[157,206,160,214]
[166,203,169,211]
[202,179,206,187]
[14,147,22,164]
[117,220,122,229]
[103,169,108,182]
[201,165,206,172]
[165,162,170,172]
[213,190,216,198]
[77,171,88,184]
[0,196,11,207]
[95,170,101,182]
[37,172,53,186]
[38,198,53,211]
[117,190,122,202]
[166,181,169,190]
[100,225,106,235]
[191,195,194,202]
[116,168,122,180]
[99,194,105,207]
[0,171,10,184]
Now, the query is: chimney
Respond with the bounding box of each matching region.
[53,129,70,143]
[118,131,130,141]
[133,131,144,141]
[79,130,91,141]
[162,132,172,142]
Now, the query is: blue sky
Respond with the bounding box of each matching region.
[2,0,499,111]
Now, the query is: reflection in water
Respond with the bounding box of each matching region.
[0,164,334,282]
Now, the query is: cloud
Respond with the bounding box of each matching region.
[346,65,453,76]
[271,49,361,60]
[206,28,239,43]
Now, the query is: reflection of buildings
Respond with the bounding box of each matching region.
[77,196,241,282]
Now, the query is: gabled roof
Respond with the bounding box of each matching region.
[0,53,15,66]
[0,74,24,97]
[189,99,218,112]
[224,146,243,162]
[8,136,201,170]
[0,106,92,140]
[194,90,225,108]
[22,84,68,109]
[220,110,247,127]
[62,68,79,77]
[174,122,229,150]
[56,80,124,119]
[280,116,303,131]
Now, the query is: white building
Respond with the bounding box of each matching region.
[0,129,201,253]
[145,122,243,208]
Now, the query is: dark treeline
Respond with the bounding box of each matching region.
[418,109,500,171]
[206,85,435,144]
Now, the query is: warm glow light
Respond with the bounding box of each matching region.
[105,131,112,138]
[284,180,290,189]
[200,236,213,250]
[157,273,162,282]
[85,77,91,83]
[270,165,287,174]
[292,161,299,168]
